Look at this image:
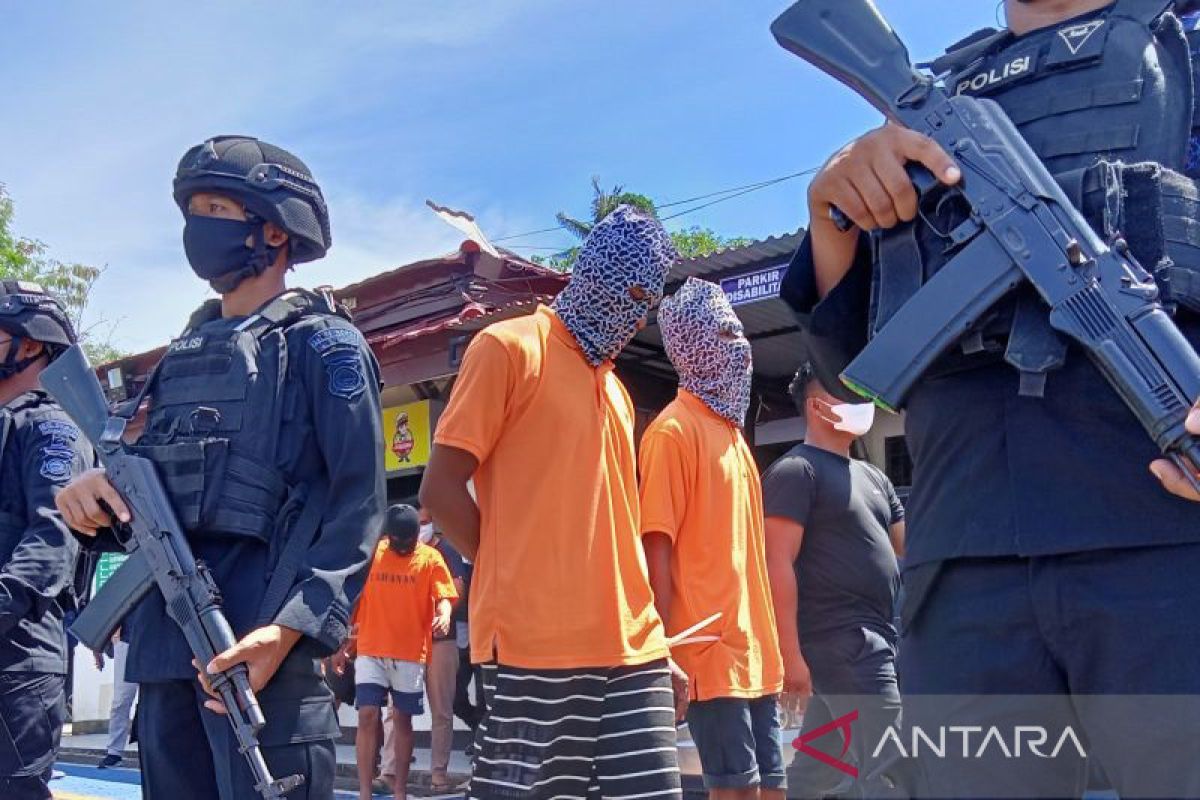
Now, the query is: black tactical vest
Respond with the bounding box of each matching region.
[0,400,24,563]
[872,0,1200,395]
[129,290,349,543]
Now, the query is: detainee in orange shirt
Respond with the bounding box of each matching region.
[336,504,457,800]
[641,278,786,800]
[420,206,685,800]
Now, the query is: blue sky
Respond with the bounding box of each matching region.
[0,1,996,352]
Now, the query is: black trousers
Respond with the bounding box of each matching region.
[898,544,1200,799]
[787,627,902,799]
[454,645,483,728]
[0,672,65,800]
[136,655,339,800]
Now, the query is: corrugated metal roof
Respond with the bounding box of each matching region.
[668,230,804,284]
[368,296,554,350]
[336,246,561,299]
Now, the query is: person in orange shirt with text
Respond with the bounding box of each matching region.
[420,206,683,800]
[340,505,457,800]
[640,278,786,800]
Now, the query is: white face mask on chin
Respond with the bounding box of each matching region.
[830,402,876,436]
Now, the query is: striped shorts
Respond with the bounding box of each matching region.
[469,659,682,800]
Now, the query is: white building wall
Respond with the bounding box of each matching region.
[72,643,116,724]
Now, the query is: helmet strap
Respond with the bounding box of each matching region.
[207,217,284,294]
[0,335,43,381]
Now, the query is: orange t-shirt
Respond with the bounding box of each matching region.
[639,390,784,701]
[352,541,458,664]
[433,305,669,669]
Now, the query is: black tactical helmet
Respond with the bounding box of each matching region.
[173,136,331,264]
[0,281,77,378]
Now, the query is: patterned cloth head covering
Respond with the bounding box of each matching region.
[552,205,677,366]
[659,277,753,425]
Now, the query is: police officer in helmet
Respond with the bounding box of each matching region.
[56,136,385,799]
[784,0,1200,795]
[0,283,91,799]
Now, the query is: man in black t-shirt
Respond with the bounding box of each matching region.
[764,363,904,798]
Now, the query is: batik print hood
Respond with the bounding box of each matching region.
[659,277,753,425]
[552,204,677,366]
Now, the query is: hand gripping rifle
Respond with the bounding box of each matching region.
[772,0,1200,491]
[40,345,304,798]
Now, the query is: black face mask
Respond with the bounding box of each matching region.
[182,215,281,293]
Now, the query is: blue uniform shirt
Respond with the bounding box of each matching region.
[0,391,89,673]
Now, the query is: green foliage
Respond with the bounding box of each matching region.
[82,338,128,367]
[555,177,656,242]
[0,184,128,365]
[531,248,580,272]
[670,226,753,260]
[546,178,753,271]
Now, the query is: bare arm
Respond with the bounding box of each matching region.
[641,532,674,626]
[889,520,906,558]
[764,515,811,696]
[419,444,481,561]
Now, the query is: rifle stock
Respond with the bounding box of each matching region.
[38,345,114,444]
[770,0,928,119]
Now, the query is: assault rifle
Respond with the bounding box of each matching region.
[40,345,303,799]
[772,0,1200,490]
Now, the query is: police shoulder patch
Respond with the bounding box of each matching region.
[38,420,79,442]
[308,327,360,355]
[307,325,367,401]
[322,352,367,401]
[35,417,81,482]
[40,452,73,482]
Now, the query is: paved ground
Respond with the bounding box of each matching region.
[59,732,474,777]
[55,732,473,799]
[52,725,710,798]
[49,761,465,800]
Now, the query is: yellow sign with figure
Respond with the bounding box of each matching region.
[383,400,432,472]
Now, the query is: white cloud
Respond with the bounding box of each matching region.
[0,1,549,353]
[308,191,464,289]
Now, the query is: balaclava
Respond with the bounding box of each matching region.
[383,504,421,556]
[659,277,753,425]
[552,205,677,366]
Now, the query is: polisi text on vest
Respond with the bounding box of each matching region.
[956,54,1033,95]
